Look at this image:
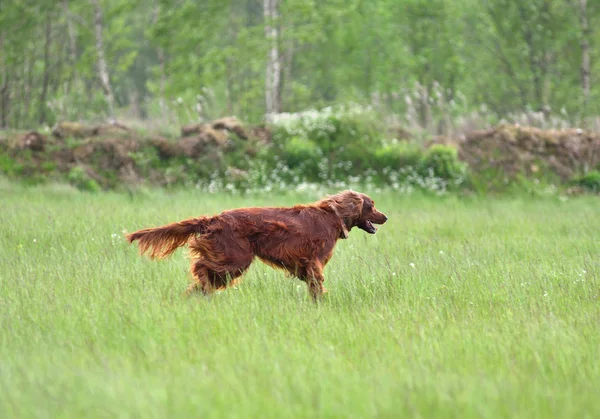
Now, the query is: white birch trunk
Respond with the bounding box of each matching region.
[264,0,281,119]
[91,0,116,122]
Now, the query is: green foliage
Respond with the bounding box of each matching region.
[571,170,600,192]
[419,145,467,185]
[0,155,23,176]
[67,166,101,192]
[281,136,322,171]
[372,141,422,170]
[41,161,58,172]
[272,104,381,153]
[1,0,600,128]
[128,147,163,176]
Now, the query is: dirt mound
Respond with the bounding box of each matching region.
[177,116,265,158]
[17,131,48,152]
[182,116,247,140]
[1,116,272,190]
[52,121,130,139]
[151,137,181,159]
[72,137,139,171]
[179,125,227,155]
[249,125,272,145]
[212,117,249,140]
[445,125,600,180]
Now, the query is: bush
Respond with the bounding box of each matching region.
[270,104,381,152]
[419,145,467,185]
[570,170,600,192]
[372,141,422,170]
[281,136,321,166]
[67,166,101,192]
[270,104,389,182]
[281,136,322,175]
[0,155,24,177]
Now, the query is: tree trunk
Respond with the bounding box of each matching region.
[151,3,166,116]
[91,0,116,121]
[419,84,432,132]
[128,88,141,119]
[63,0,78,93]
[225,56,234,115]
[0,32,9,128]
[516,4,543,109]
[264,0,281,118]
[579,0,590,111]
[39,13,52,124]
[24,44,34,122]
[225,4,239,116]
[281,38,295,112]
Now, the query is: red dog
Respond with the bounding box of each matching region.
[126,190,387,299]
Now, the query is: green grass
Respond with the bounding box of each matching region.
[1,181,599,418]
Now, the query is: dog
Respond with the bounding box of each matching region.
[126,190,388,299]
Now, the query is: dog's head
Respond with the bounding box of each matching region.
[325,190,388,236]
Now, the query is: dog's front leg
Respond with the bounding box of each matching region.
[302,262,326,301]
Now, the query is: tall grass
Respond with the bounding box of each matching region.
[1,181,598,418]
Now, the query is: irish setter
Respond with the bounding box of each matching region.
[126,190,388,299]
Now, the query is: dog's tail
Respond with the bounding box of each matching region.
[125,216,211,259]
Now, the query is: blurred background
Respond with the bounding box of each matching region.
[0,0,599,194]
[1,0,598,130]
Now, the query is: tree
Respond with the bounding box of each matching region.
[264,0,281,117]
[575,0,591,111]
[91,0,116,121]
[0,0,598,129]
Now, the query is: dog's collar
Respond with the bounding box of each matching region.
[328,203,350,239]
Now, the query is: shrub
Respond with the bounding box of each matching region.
[419,145,467,185]
[0,155,24,176]
[372,141,422,170]
[270,104,381,152]
[281,136,322,173]
[67,166,101,192]
[41,161,58,172]
[570,170,600,192]
[270,104,387,182]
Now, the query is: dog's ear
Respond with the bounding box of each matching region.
[327,190,364,225]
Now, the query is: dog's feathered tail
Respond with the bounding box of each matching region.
[125,217,211,259]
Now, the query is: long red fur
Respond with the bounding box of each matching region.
[125,217,210,259]
[126,190,388,299]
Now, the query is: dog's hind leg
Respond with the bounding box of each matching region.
[186,261,211,295]
[187,255,253,296]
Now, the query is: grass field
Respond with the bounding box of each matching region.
[1,180,599,418]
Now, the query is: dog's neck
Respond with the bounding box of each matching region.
[327,203,350,239]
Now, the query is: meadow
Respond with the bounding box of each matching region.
[1,180,598,418]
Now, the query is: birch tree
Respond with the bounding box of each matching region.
[91,0,116,121]
[264,0,281,118]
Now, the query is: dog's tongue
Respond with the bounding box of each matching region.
[367,220,377,233]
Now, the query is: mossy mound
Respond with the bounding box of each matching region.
[457,125,600,180]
